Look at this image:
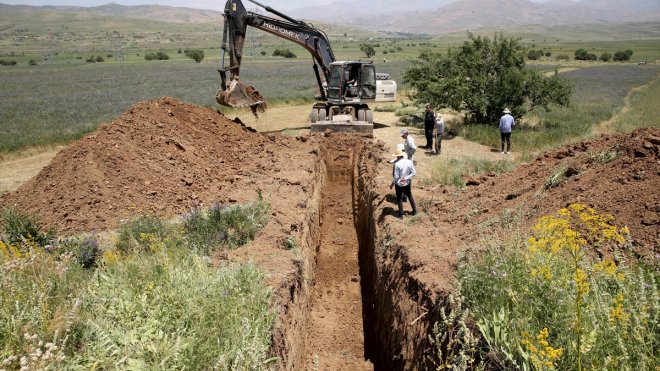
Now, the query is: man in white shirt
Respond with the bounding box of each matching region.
[400,129,416,161]
[434,114,445,155]
[390,148,417,218]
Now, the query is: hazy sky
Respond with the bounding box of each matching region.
[0,0,334,11]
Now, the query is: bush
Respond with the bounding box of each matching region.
[183,199,270,254]
[272,48,296,58]
[115,213,172,254]
[555,54,569,61]
[613,50,633,62]
[527,49,544,60]
[144,52,170,61]
[0,59,17,66]
[185,49,205,63]
[599,52,612,62]
[1,207,55,247]
[28,59,37,65]
[457,204,658,370]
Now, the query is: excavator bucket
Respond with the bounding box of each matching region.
[216,78,267,116]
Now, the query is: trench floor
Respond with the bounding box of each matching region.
[304,171,372,370]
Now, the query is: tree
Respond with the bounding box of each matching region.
[613,51,630,61]
[185,49,205,63]
[359,44,375,58]
[402,33,572,124]
[599,52,612,62]
[575,48,597,61]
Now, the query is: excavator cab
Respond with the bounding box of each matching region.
[326,62,377,103]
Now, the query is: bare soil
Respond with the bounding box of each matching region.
[1,98,658,369]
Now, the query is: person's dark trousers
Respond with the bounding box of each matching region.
[501,132,512,153]
[395,184,417,217]
[424,125,434,148]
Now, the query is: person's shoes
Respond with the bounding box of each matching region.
[411,210,417,216]
[396,212,403,219]
[501,151,505,155]
[506,151,509,155]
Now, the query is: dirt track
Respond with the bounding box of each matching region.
[1,98,658,369]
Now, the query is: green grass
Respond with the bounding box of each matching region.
[611,77,660,131]
[452,205,659,370]
[0,203,274,369]
[422,157,517,189]
[462,64,660,154]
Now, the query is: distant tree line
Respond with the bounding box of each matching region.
[574,48,633,62]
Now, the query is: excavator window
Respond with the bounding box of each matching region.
[327,67,342,99]
[360,65,376,99]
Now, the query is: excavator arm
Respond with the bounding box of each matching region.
[217,0,336,112]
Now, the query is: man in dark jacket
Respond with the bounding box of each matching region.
[424,104,435,149]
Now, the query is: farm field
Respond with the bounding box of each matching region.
[1,7,659,370]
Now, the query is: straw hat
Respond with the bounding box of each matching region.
[503,108,511,114]
[392,147,406,157]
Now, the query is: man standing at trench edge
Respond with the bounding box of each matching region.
[390,148,417,218]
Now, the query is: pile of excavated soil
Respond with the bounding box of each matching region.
[0,97,317,234]
[379,128,660,294]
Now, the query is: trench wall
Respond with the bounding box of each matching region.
[269,138,442,370]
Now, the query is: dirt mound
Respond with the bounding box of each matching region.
[0,97,315,234]
[457,128,660,258]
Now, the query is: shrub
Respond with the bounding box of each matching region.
[458,204,657,370]
[599,52,612,62]
[0,59,17,66]
[555,54,569,61]
[260,50,266,56]
[613,51,632,62]
[528,49,544,60]
[144,52,170,61]
[183,198,270,254]
[0,207,55,247]
[28,59,37,65]
[59,234,100,269]
[272,48,296,58]
[115,213,172,254]
[185,49,205,63]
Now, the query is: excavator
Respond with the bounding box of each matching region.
[215,0,397,134]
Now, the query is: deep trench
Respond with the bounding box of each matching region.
[281,140,436,370]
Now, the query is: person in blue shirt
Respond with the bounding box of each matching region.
[499,108,516,154]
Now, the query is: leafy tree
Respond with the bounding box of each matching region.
[185,49,205,63]
[624,49,634,58]
[599,52,612,62]
[360,44,375,58]
[613,51,630,61]
[575,48,597,61]
[575,48,589,60]
[403,33,572,124]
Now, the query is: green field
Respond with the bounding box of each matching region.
[1,9,659,154]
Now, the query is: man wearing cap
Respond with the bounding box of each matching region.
[499,108,515,154]
[390,148,417,218]
[400,129,416,161]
